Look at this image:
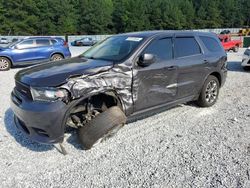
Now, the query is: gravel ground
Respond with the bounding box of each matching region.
[0,48,250,188]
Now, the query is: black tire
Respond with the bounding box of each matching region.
[51,54,64,61]
[0,57,11,71]
[78,106,127,150]
[233,45,239,53]
[197,75,220,107]
[243,66,250,71]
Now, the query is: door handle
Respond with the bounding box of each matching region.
[204,60,209,64]
[166,66,177,71]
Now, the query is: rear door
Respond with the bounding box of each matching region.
[173,35,205,99]
[34,39,54,61]
[133,36,178,112]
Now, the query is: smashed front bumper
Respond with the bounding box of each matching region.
[11,89,67,144]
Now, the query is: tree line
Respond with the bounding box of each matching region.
[0,0,249,35]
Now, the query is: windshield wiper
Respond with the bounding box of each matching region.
[79,54,96,60]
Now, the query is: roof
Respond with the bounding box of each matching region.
[24,36,64,40]
[116,30,216,38]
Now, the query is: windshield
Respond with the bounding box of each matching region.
[82,36,144,61]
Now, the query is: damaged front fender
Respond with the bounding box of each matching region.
[61,63,134,115]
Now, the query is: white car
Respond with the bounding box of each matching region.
[0,38,8,44]
[242,48,250,71]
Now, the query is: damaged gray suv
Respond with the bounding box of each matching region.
[11,31,227,150]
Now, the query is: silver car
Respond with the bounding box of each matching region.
[0,37,8,44]
[242,48,250,70]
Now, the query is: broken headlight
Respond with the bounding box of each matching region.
[30,87,69,102]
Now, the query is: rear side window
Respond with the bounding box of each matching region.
[36,39,50,46]
[51,39,57,44]
[144,38,173,61]
[174,37,201,58]
[200,36,222,52]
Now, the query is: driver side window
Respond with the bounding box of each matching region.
[143,38,173,61]
[16,40,35,49]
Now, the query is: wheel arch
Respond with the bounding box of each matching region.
[62,90,126,125]
[50,52,65,59]
[0,55,13,65]
[196,71,222,100]
[209,71,222,87]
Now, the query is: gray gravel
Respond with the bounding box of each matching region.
[0,48,250,188]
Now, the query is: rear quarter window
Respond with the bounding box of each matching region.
[200,36,223,52]
[53,38,64,45]
[51,39,57,44]
[174,37,201,58]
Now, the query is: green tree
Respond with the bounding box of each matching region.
[0,0,249,35]
[161,0,185,29]
[35,0,77,35]
[1,0,39,35]
[179,0,195,29]
[78,0,113,34]
[206,0,222,28]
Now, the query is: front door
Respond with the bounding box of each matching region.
[12,39,37,64]
[133,37,178,112]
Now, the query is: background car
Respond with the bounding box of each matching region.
[71,37,97,46]
[12,38,19,43]
[218,34,242,52]
[220,30,231,35]
[242,47,250,70]
[0,37,9,44]
[0,37,71,71]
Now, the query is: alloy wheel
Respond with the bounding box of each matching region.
[205,80,218,103]
[0,58,9,70]
[51,55,63,61]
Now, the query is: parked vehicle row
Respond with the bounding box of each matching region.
[10,31,228,150]
[71,37,97,46]
[0,37,71,71]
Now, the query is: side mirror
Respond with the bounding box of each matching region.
[13,45,19,49]
[138,53,156,67]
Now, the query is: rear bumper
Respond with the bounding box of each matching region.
[10,90,68,144]
[242,56,250,67]
[220,67,227,87]
[64,50,72,58]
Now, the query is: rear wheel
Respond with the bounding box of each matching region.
[78,106,127,150]
[51,54,64,61]
[197,75,220,107]
[243,66,250,71]
[233,45,239,52]
[0,57,11,71]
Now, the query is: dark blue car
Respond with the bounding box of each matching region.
[0,37,71,71]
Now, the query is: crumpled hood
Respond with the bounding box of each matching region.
[15,57,114,87]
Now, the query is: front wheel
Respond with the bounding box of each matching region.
[0,57,11,71]
[78,106,127,150]
[51,54,64,61]
[197,75,220,107]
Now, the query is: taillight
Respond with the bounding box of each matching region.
[63,41,68,47]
